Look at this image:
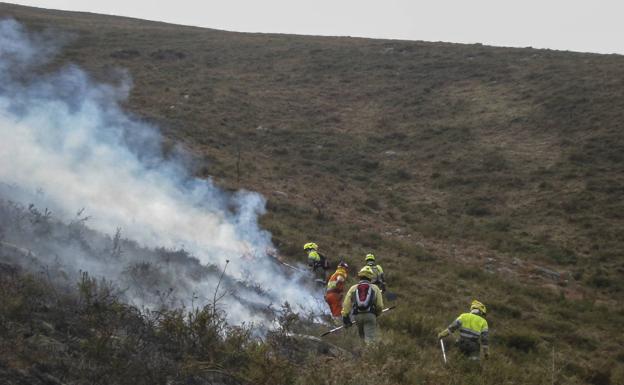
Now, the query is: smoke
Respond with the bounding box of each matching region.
[0,19,321,326]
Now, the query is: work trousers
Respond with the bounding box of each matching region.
[354,312,378,344]
[324,291,343,317]
[458,338,481,361]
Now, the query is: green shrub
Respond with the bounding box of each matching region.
[457,267,488,281]
[489,301,521,319]
[500,332,539,353]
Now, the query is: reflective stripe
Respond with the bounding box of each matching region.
[326,272,345,291]
[448,312,489,345]
[481,329,489,346]
[448,318,462,332]
[460,331,481,340]
[459,328,481,337]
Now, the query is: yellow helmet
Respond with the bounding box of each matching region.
[303,242,318,251]
[365,253,375,262]
[358,266,375,280]
[471,299,487,315]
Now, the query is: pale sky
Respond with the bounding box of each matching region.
[9,0,624,54]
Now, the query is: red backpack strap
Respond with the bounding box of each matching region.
[353,282,374,313]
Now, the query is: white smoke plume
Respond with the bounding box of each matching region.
[0,19,321,326]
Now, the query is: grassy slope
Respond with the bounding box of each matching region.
[1,2,623,384]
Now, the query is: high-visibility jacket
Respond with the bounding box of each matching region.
[308,250,321,263]
[308,250,328,270]
[341,280,383,318]
[366,261,385,288]
[326,268,347,293]
[448,312,489,347]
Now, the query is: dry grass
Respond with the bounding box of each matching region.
[1,2,624,384]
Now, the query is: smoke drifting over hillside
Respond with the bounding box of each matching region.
[0,19,319,326]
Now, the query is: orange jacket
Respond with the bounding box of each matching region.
[326,267,347,293]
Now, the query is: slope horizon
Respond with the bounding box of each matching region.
[4,1,624,56]
[0,2,623,385]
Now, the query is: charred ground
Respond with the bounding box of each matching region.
[0,2,623,384]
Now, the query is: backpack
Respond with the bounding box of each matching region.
[367,262,382,283]
[370,265,380,282]
[353,282,375,314]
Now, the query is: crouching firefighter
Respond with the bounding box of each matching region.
[304,242,330,282]
[341,266,384,344]
[438,300,489,361]
[324,261,349,323]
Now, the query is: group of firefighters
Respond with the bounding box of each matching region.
[304,242,490,362]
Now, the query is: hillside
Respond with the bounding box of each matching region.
[1,2,623,385]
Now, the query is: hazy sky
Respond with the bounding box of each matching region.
[9,0,624,54]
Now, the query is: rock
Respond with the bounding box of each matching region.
[384,150,398,157]
[512,257,522,266]
[533,266,561,280]
[497,267,515,275]
[273,190,288,198]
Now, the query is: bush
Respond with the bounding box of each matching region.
[489,301,521,319]
[457,267,487,281]
[500,332,539,353]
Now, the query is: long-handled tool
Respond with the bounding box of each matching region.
[440,339,447,364]
[320,306,396,337]
[267,252,305,273]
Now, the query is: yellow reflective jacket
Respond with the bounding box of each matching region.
[448,312,489,346]
[307,250,321,263]
[341,280,384,317]
[366,262,385,284]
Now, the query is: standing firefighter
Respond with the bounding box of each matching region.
[438,300,490,361]
[324,261,349,322]
[304,242,329,282]
[342,266,384,344]
[364,253,386,293]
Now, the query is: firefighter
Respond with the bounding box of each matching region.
[364,253,386,292]
[303,242,329,282]
[324,261,349,322]
[341,266,384,344]
[438,300,490,361]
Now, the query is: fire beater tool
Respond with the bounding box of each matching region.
[320,306,397,337]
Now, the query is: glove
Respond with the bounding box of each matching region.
[342,315,352,328]
[437,329,450,339]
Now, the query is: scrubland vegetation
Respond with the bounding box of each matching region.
[0,2,623,384]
